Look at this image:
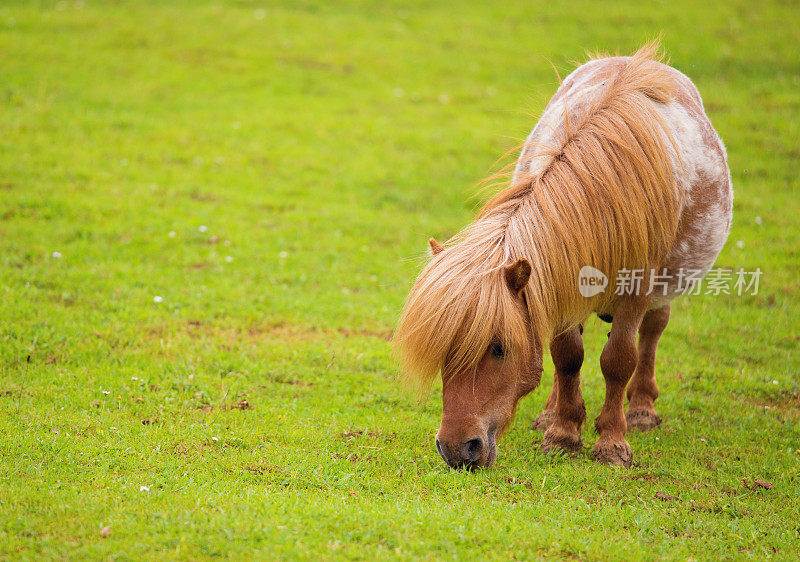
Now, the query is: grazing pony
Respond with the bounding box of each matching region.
[394,43,732,468]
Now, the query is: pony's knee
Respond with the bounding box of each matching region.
[600,337,637,383]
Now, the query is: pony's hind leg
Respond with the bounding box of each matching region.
[593,293,651,467]
[531,376,557,431]
[626,304,670,431]
[541,326,586,454]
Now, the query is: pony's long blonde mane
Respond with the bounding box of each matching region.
[395,42,682,390]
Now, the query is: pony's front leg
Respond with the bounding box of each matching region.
[594,295,651,467]
[541,326,586,454]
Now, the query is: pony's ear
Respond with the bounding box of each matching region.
[428,238,445,255]
[504,258,532,294]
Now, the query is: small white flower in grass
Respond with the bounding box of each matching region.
[254,8,266,19]
[655,437,660,440]
[131,376,138,381]
[225,256,233,263]
[53,430,59,434]
[153,296,163,303]
[772,380,779,385]
[700,438,707,442]
[52,251,62,258]
[168,231,176,238]
[211,436,219,442]
[198,225,208,233]
[279,251,288,259]
[188,374,194,380]
[102,390,111,395]
[755,216,763,225]
[736,240,745,249]
[140,485,150,492]
[110,426,118,430]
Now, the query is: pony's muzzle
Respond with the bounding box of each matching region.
[435,434,497,470]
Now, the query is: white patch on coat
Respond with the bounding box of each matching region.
[653,97,733,308]
[514,63,608,180]
[657,101,728,207]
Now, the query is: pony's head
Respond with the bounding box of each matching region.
[395,231,545,469]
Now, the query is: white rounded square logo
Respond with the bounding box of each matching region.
[578,266,608,297]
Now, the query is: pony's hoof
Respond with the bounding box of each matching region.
[593,438,633,467]
[626,408,661,431]
[532,409,555,431]
[542,425,582,455]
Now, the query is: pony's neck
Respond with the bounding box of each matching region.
[486,207,589,343]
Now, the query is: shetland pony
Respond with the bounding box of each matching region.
[394,43,732,468]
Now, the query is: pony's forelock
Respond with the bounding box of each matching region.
[394,222,536,394]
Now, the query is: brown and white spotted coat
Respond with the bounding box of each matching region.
[517,57,733,309]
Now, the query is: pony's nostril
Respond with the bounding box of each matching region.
[462,438,484,463]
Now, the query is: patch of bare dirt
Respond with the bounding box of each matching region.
[505,477,534,489]
[195,397,252,413]
[743,477,774,490]
[171,441,215,457]
[262,375,314,388]
[752,389,800,421]
[340,429,395,441]
[628,473,659,482]
[146,320,393,346]
[231,399,250,410]
[332,452,376,464]
[243,464,288,477]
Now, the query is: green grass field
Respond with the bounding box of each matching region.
[1,1,799,559]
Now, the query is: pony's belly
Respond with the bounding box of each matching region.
[650,180,733,309]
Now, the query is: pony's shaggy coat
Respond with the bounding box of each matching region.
[395,43,687,389]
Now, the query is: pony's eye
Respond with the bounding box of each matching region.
[490,342,505,358]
